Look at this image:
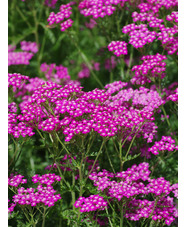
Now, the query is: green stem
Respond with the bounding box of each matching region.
[79,50,104,88]
[16,6,32,28]
[126,45,134,79]
[161,106,178,143]
[85,133,96,156]
[121,126,135,147]
[38,0,46,22]
[55,133,78,167]
[32,9,39,46]
[110,69,114,83]
[112,137,119,154]
[72,171,76,210]
[120,57,125,80]
[21,207,30,222]
[105,207,114,227]
[38,32,46,69]
[10,0,17,41]
[105,148,116,174]
[121,124,144,171]
[8,139,27,169]
[42,207,46,227]
[79,160,84,197]
[161,106,170,127]
[85,139,106,182]
[119,139,123,171]
[120,203,124,227]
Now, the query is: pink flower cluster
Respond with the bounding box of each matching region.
[8,52,34,66]
[23,77,46,94]
[125,197,177,225]
[9,79,165,143]
[78,0,126,19]
[167,88,178,102]
[8,41,37,66]
[108,41,128,56]
[171,183,178,199]
[8,102,17,113]
[47,3,74,31]
[157,24,178,55]
[106,86,165,142]
[121,1,178,54]
[150,0,178,10]
[8,174,27,187]
[8,113,35,138]
[60,19,74,31]
[131,53,167,85]
[161,82,178,100]
[74,195,107,212]
[135,1,177,15]
[40,62,76,85]
[104,81,128,95]
[8,73,29,93]
[85,18,97,29]
[132,12,163,28]
[88,162,177,225]
[166,11,178,23]
[8,200,16,215]
[8,44,16,52]
[78,63,90,79]
[9,174,61,212]
[20,41,38,53]
[122,23,157,48]
[45,0,58,8]
[32,173,61,185]
[78,62,99,79]
[148,136,178,155]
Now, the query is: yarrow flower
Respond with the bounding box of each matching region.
[9,173,61,213]
[122,1,178,54]
[8,41,37,66]
[74,195,107,212]
[10,79,164,143]
[148,136,178,155]
[8,44,16,52]
[78,62,100,79]
[60,19,73,31]
[32,173,61,185]
[131,53,167,85]
[157,24,178,55]
[78,0,128,19]
[166,11,178,23]
[20,41,38,53]
[122,24,157,49]
[8,174,27,187]
[86,162,178,225]
[45,0,58,8]
[40,62,78,85]
[104,81,128,95]
[47,2,75,31]
[8,51,34,66]
[8,113,35,138]
[85,18,97,29]
[8,73,29,94]
[8,102,17,113]
[167,88,178,102]
[108,41,128,56]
